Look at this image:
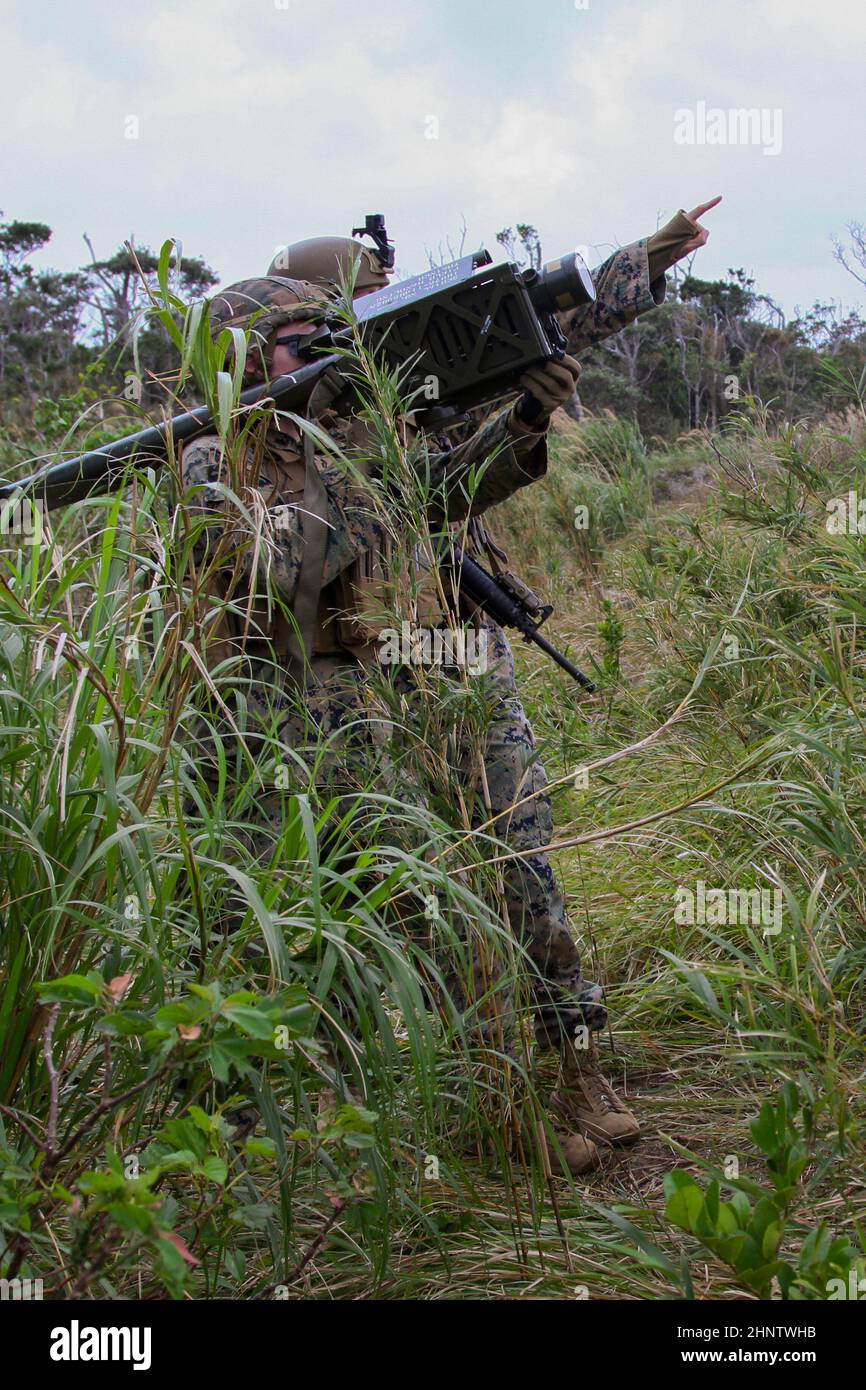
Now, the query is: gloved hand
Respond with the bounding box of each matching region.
[646,196,722,280]
[514,353,581,426]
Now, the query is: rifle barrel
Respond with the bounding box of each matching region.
[520,623,596,691]
[452,545,596,692]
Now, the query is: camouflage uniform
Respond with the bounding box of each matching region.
[182,239,666,1049]
[180,279,554,1042]
[561,236,666,350]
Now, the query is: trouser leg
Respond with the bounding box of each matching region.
[470,624,607,1047]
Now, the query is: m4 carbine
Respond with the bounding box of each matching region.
[449,543,596,691]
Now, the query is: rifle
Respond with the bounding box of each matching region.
[450,544,596,692]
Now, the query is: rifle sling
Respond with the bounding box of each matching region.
[279,431,329,677]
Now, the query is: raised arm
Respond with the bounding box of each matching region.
[560,197,722,353]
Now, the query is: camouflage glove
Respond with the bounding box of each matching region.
[514,354,581,427]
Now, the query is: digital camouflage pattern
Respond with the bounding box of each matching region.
[472,622,607,1041]
[180,368,550,660]
[180,432,387,626]
[559,235,666,352]
[207,275,328,366]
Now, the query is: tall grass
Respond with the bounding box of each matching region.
[1,258,864,1299]
[501,401,866,1296]
[0,258,562,1298]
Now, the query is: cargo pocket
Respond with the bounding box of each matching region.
[334,566,395,647]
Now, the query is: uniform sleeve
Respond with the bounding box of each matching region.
[423,405,548,523]
[558,238,666,354]
[179,435,385,605]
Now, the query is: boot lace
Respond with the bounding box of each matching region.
[579,1062,624,1114]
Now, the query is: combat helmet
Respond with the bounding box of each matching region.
[206,275,329,380]
[208,276,327,345]
[267,238,390,295]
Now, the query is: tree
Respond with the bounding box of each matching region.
[425,218,469,270]
[0,217,86,400]
[832,222,866,292]
[495,223,542,271]
[0,218,219,420]
[82,238,217,350]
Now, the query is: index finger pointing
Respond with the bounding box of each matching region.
[687,195,723,221]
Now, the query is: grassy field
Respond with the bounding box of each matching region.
[489,407,866,1298]
[1,366,864,1299]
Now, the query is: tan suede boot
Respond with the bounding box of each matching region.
[543,1125,602,1177]
[550,1035,641,1147]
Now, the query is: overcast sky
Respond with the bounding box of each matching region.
[2,0,863,318]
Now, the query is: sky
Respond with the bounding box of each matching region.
[1,0,864,318]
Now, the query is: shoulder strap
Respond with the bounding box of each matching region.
[281,431,329,678]
[469,516,509,573]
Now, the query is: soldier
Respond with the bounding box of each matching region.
[178,270,592,1155]
[181,198,718,1178]
[256,199,720,1173]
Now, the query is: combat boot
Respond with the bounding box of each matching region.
[543,1124,602,1177]
[550,1034,640,1147]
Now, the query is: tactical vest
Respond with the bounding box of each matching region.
[188,404,442,677]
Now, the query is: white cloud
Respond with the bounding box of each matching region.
[0,0,861,316]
